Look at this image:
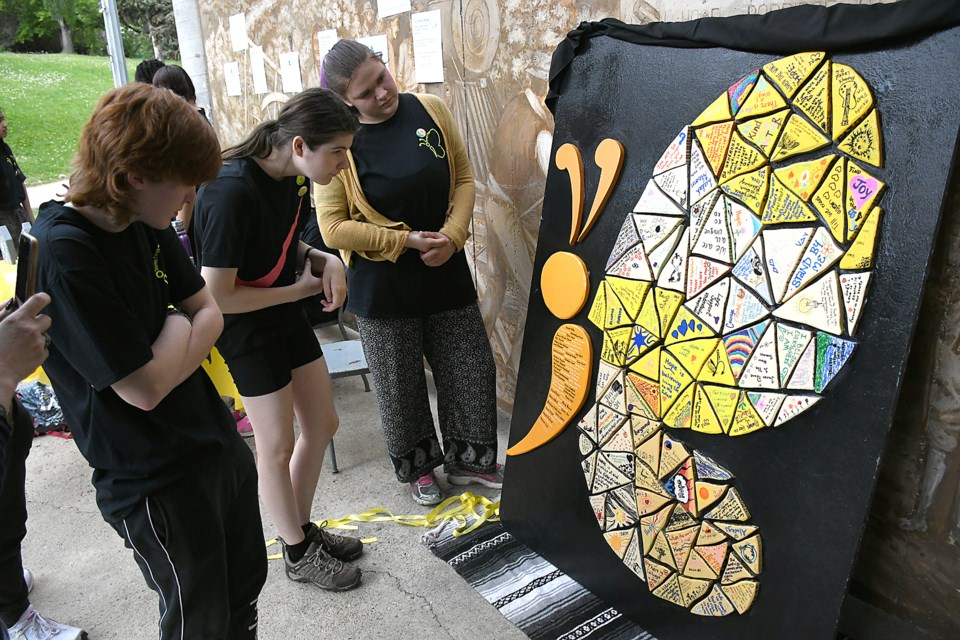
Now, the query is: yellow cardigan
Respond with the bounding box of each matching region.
[313,93,475,267]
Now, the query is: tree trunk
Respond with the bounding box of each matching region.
[147,23,162,60]
[57,18,74,54]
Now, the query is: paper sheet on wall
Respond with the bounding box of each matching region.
[377,0,411,19]
[229,14,247,52]
[358,34,390,68]
[317,29,338,73]
[249,46,268,95]
[280,52,303,93]
[224,62,242,97]
[412,10,443,83]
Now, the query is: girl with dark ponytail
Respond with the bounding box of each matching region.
[192,88,364,592]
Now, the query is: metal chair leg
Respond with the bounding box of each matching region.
[327,438,339,473]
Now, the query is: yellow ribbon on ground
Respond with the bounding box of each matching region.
[265,492,500,560]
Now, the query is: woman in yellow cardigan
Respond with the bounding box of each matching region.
[316,40,501,506]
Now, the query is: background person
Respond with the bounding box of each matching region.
[133,58,164,84]
[316,40,501,507]
[0,108,33,260]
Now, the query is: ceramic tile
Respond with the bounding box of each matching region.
[606,242,656,281]
[838,108,883,167]
[576,404,598,444]
[635,430,662,474]
[666,307,716,346]
[597,404,629,446]
[623,529,647,580]
[735,75,788,119]
[698,521,728,546]
[737,322,780,389]
[722,580,760,615]
[653,573,686,607]
[626,372,661,418]
[721,550,755,584]
[658,435,692,481]
[648,225,686,282]
[587,281,608,330]
[777,324,813,386]
[581,452,597,489]
[666,458,697,515]
[666,525,700,570]
[831,63,874,140]
[772,113,831,163]
[604,451,636,482]
[644,557,674,591]
[794,61,831,135]
[737,108,790,157]
[698,342,737,386]
[694,450,735,482]
[604,529,634,558]
[631,415,662,444]
[692,92,733,127]
[728,393,767,436]
[610,485,640,527]
[695,481,729,514]
[762,226,815,303]
[689,190,720,250]
[705,385,740,433]
[604,215,641,272]
[747,391,787,426]
[774,394,822,426]
[814,332,856,393]
[665,501,699,531]
[626,326,659,365]
[629,348,661,384]
[728,71,760,116]
[601,327,632,366]
[722,279,770,334]
[687,256,731,298]
[839,206,882,270]
[845,162,885,242]
[579,431,596,457]
[722,320,770,380]
[691,585,736,616]
[839,272,871,336]
[655,126,691,175]
[663,383,695,430]
[668,338,721,380]
[732,534,763,575]
[633,178,686,216]
[786,338,816,390]
[588,493,605,526]
[625,381,658,419]
[727,198,763,262]
[596,360,622,400]
[654,165,689,210]
[692,197,735,264]
[655,288,686,337]
[679,576,713,608]
[604,284,634,329]
[732,242,774,305]
[634,213,684,256]
[783,227,843,301]
[602,411,634,452]
[636,488,673,518]
[682,548,720,580]
[690,143,719,206]
[640,505,675,554]
[660,349,696,416]
[650,530,678,569]
[657,229,691,293]
[720,166,770,215]
[692,384,724,435]
[695,122,735,176]
[772,270,843,334]
[637,459,672,500]
[763,51,825,99]
[811,156,846,243]
[685,279,730,333]
[636,289,662,339]
[591,452,632,493]
[695,541,730,576]
[607,278,650,321]
[719,131,768,184]
[761,174,819,225]
[704,487,751,521]
[556,143,585,245]
[774,154,836,201]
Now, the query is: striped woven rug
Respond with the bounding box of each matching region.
[423,521,656,640]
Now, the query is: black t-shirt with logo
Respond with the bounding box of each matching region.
[348,93,476,319]
[193,158,310,358]
[32,201,238,523]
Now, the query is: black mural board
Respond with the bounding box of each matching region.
[501,4,960,639]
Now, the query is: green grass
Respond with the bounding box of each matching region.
[0,53,141,185]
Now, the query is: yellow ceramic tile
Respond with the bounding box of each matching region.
[721,551,755,584]
[652,574,685,607]
[692,93,733,127]
[636,289,661,338]
[732,534,763,574]
[640,505,675,554]
[679,576,713,608]
[626,372,661,418]
[774,154,836,201]
[763,51,825,98]
[668,338,720,379]
[838,108,883,167]
[650,531,678,570]
[635,430,663,473]
[655,288,685,337]
[720,166,769,215]
[692,384,724,434]
[704,487,751,521]
[696,541,730,576]
[722,580,760,615]
[666,526,700,572]
[695,121,735,176]
[771,113,831,163]
[665,307,717,346]
[682,548,719,580]
[840,206,882,270]
[832,63,874,140]
[659,351,696,414]
[658,434,691,480]
[698,343,737,386]
[761,174,819,225]
[719,131,768,184]
[607,277,650,321]
[691,585,736,616]
[695,481,729,513]
[604,529,634,559]
[698,521,727,546]
[846,162,885,242]
[714,522,759,541]
[663,384,695,430]
[604,287,633,329]
[736,75,787,119]
[794,61,831,135]
[644,557,673,591]
[737,108,789,157]
[629,347,661,382]
[626,326,659,364]
[704,386,740,432]
[587,281,608,330]
[600,327,632,366]
[728,393,767,436]
[636,489,672,517]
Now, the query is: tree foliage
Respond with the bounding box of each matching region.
[0,0,103,52]
[117,0,178,60]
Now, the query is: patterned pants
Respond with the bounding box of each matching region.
[357,302,498,483]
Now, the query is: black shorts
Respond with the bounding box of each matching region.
[225,321,323,397]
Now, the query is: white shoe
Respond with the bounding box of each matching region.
[23,568,34,594]
[8,606,86,640]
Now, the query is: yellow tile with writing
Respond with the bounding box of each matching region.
[637,288,661,337]
[695,121,735,176]
[737,108,789,156]
[587,281,608,330]
[697,342,737,386]
[832,63,874,140]
[720,167,769,215]
[659,351,695,416]
[840,206,882,270]
[607,277,650,321]
[736,75,788,119]
[664,307,716,347]
[763,51,824,98]
[838,109,882,167]
[601,327,633,366]
[692,385,723,434]
[695,481,728,513]
[718,131,767,184]
[652,574,685,607]
[811,156,846,242]
[692,92,732,127]
[604,529,634,559]
[705,385,740,432]
[679,576,712,608]
[728,393,767,436]
[654,288,685,337]
[629,346,661,381]
[761,175,819,225]
[794,61,831,135]
[774,154,836,201]
[722,580,760,615]
[667,338,719,379]
[771,113,831,163]
[663,384,695,430]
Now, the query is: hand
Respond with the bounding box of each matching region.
[418,231,455,267]
[406,231,447,253]
[0,293,52,390]
[296,259,327,299]
[316,253,347,312]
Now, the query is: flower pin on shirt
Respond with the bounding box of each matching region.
[417,128,446,159]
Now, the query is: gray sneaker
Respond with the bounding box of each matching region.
[8,605,87,640]
[283,540,361,592]
[409,471,443,506]
[306,522,364,561]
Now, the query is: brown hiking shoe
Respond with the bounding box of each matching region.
[306,522,364,562]
[283,540,361,591]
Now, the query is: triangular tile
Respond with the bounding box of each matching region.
[665,458,697,516]
[635,430,663,475]
[761,174,819,225]
[714,522,758,541]
[607,277,650,321]
[692,92,732,127]
[839,206,882,271]
[579,431,597,457]
[662,382,695,431]
[738,322,779,389]
[777,324,813,386]
[694,450,734,482]
[811,157,846,243]
[652,573,685,607]
[650,531,677,570]
[659,351,695,416]
[704,385,740,433]
[722,320,770,381]
[695,481,729,513]
[687,257,731,298]
[689,143,719,206]
[689,190,720,247]
[728,392,767,436]
[727,198,763,262]
[695,541,730,576]
[838,108,883,167]
[669,339,721,380]
[597,404,629,446]
[719,131,767,184]
[665,502,699,531]
[763,51,825,99]
[695,121,735,176]
[640,505,674,554]
[731,534,763,575]
[698,342,737,386]
[665,307,716,346]
[609,485,640,527]
[721,551,755,584]
[626,325,659,363]
[691,196,734,264]
[631,415,661,444]
[771,112,831,162]
[762,227,815,303]
[692,384,724,434]
[654,165,688,210]
[722,580,760,615]
[666,526,700,571]
[600,327,632,366]
[629,346,661,381]
[690,585,736,616]
[576,403,598,440]
[727,70,759,116]
[682,548,719,580]
[839,272,871,336]
[732,241,774,305]
[650,227,687,284]
[679,576,713,609]
[698,521,727,546]
[592,452,632,493]
[604,215,641,272]
[786,340,816,390]
[831,63,874,140]
[722,279,770,334]
[607,243,655,281]
[814,332,856,393]
[623,529,646,580]
[604,529,633,558]
[644,557,673,591]
[633,178,686,216]
[636,289,661,338]
[704,487,751,521]
[659,433,691,480]
[654,126,691,174]
[636,489,673,518]
[736,75,787,119]
[655,288,685,337]
[747,391,787,426]
[685,279,730,333]
[581,452,597,490]
[636,459,671,497]
[737,108,789,156]
[846,162,885,242]
[602,415,634,453]
[595,360,622,399]
[773,270,844,335]
[626,373,661,419]
[794,61,830,135]
[720,166,769,215]
[775,394,822,426]
[588,492,606,527]
[587,281,608,330]
[783,227,844,301]
[774,154,836,201]
[634,213,683,256]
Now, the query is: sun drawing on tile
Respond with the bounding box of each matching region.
[542,52,884,616]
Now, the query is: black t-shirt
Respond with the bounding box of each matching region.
[193,158,310,357]
[348,93,476,319]
[32,201,238,522]
[0,140,26,210]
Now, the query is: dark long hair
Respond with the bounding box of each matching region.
[152,65,197,102]
[223,88,357,160]
[320,39,381,99]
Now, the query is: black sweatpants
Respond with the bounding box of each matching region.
[111,437,267,640]
[0,401,32,628]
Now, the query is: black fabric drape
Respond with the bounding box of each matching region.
[547,0,960,113]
